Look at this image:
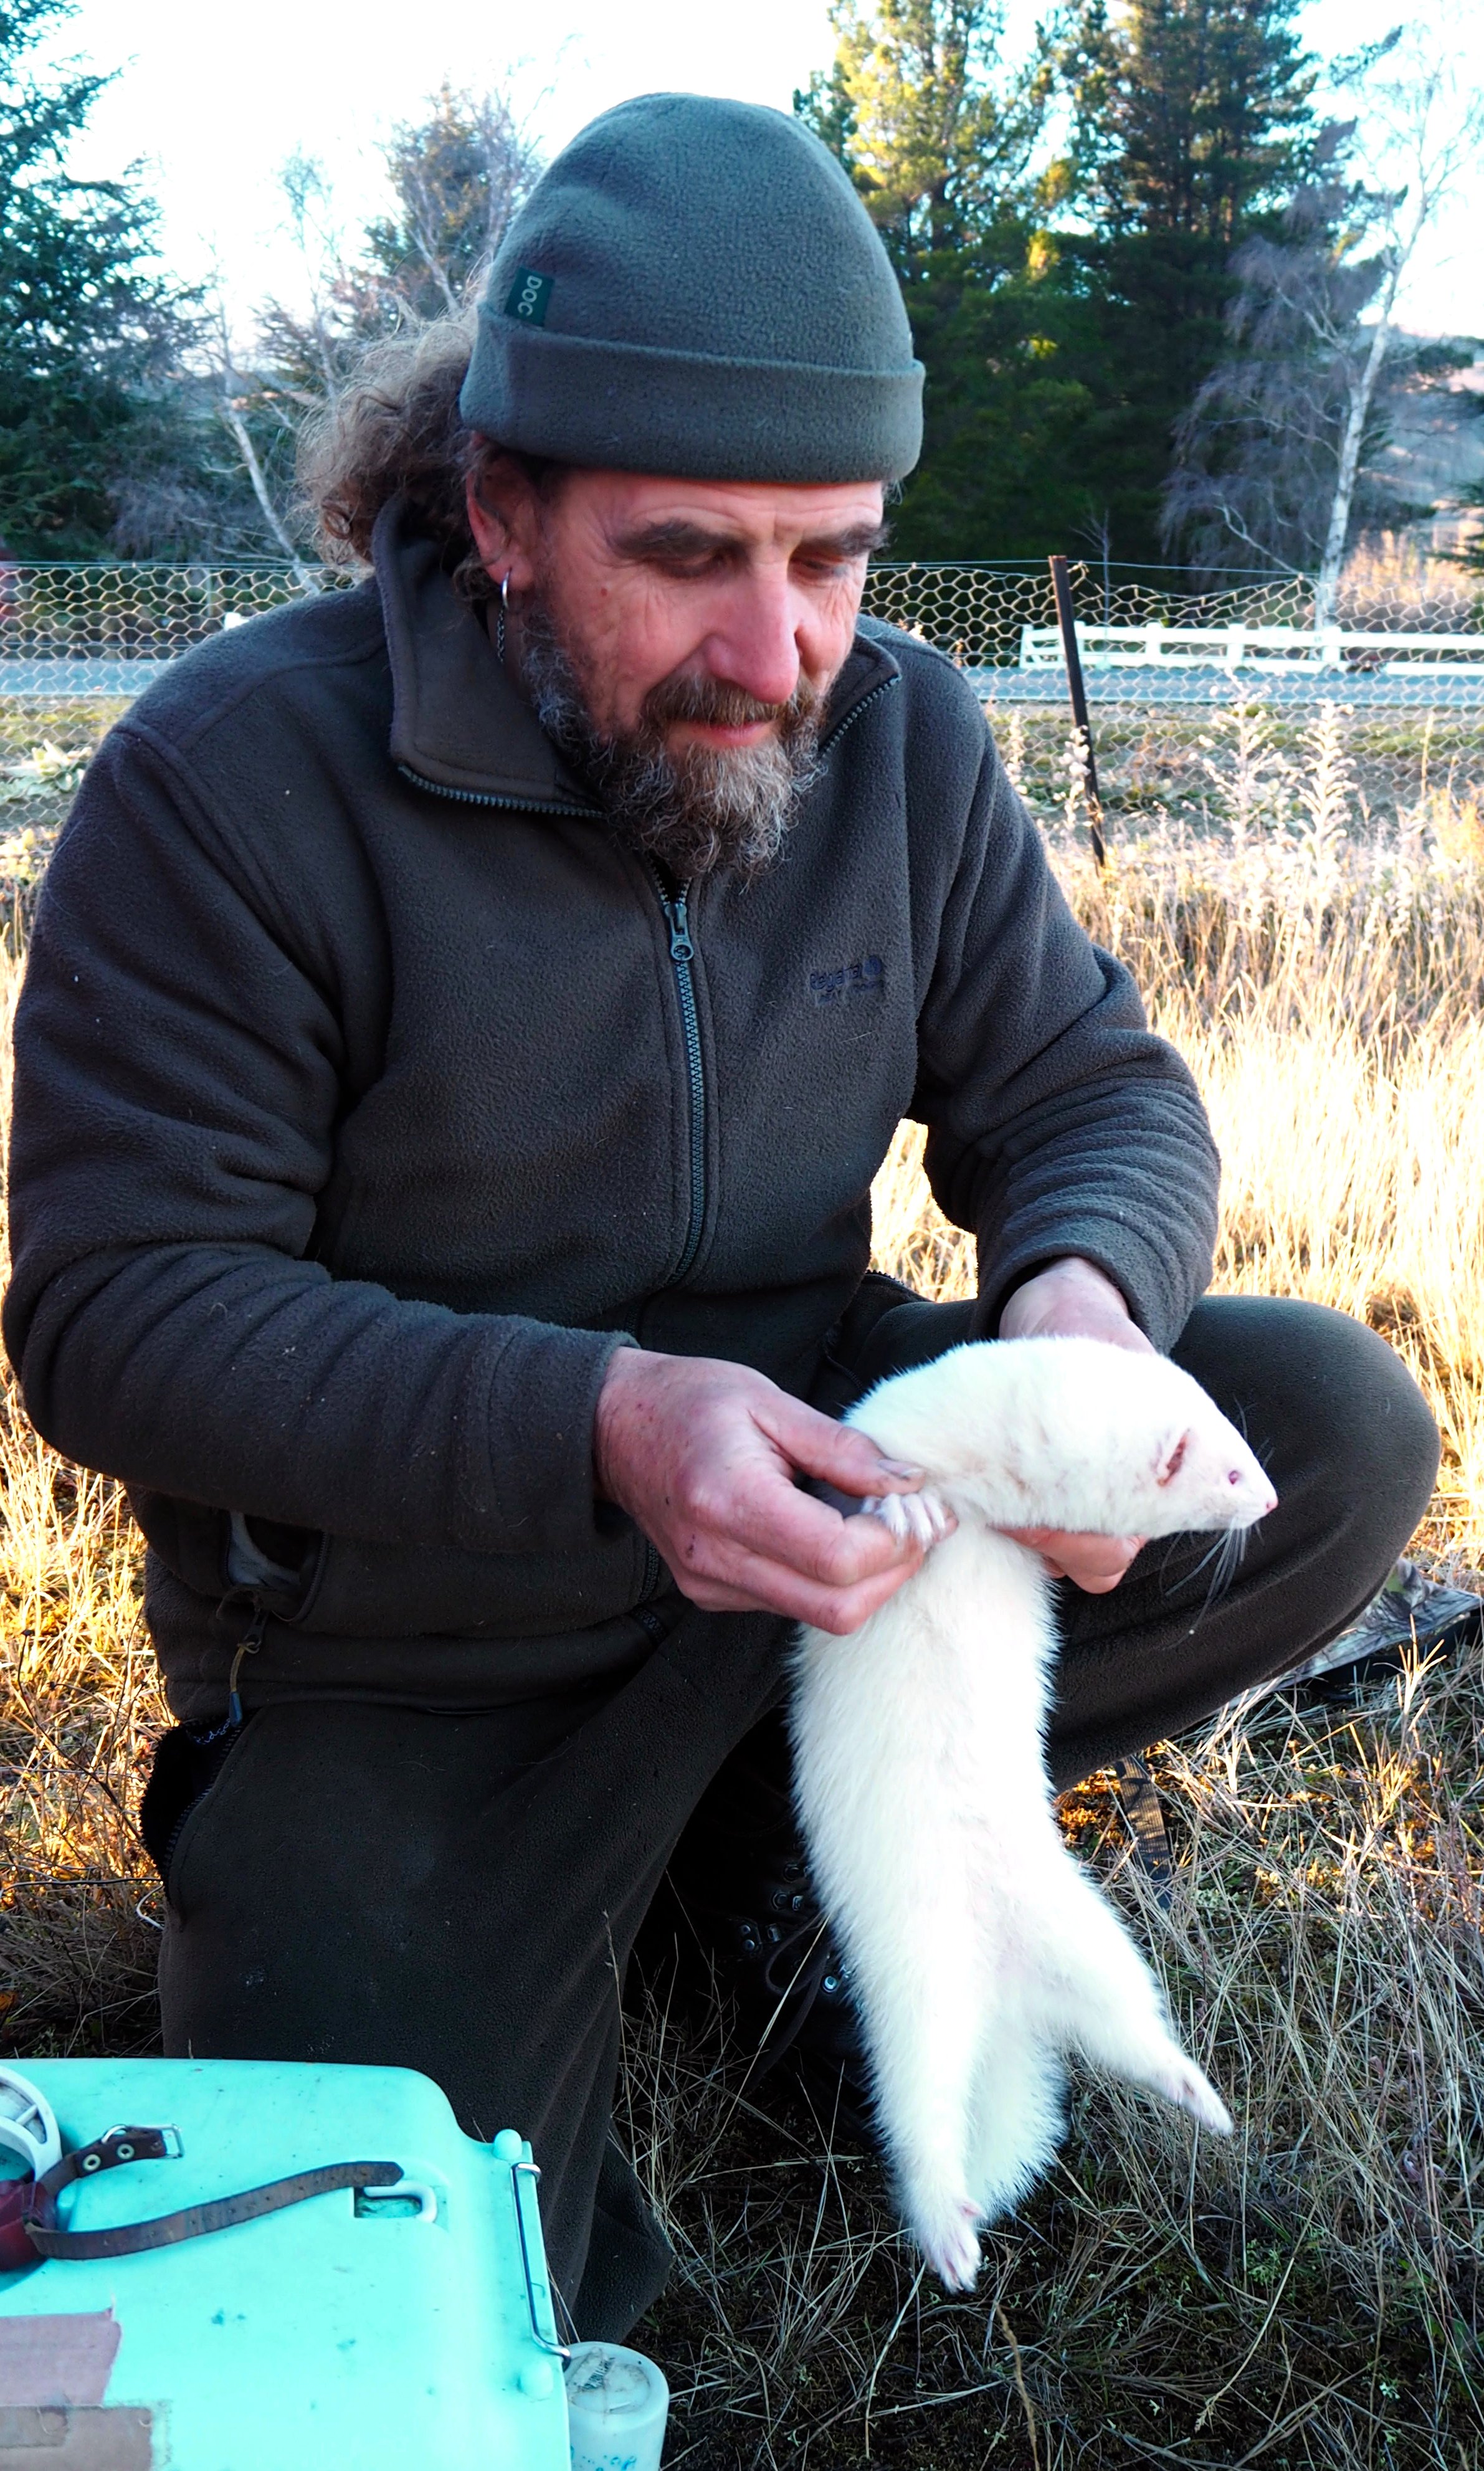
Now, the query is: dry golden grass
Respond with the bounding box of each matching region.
[1335,532,1482,634]
[3,750,1484,2464]
[0,951,164,2057]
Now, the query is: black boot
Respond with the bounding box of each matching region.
[656,1712,875,2143]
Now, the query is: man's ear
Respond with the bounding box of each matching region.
[1154,1427,1190,1487]
[465,472,510,580]
[465,452,541,596]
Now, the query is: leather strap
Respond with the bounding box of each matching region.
[26,2127,401,2260]
[1113,1754,1174,1909]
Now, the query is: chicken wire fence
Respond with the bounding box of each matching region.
[0,562,354,702]
[1,556,1482,716]
[860,561,1484,713]
[3,557,1480,932]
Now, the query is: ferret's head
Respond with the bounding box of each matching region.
[852,1336,1277,1539]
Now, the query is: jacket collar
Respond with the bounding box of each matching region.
[376,494,901,811]
[378,498,598,811]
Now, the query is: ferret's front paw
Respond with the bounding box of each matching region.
[863,1488,953,1551]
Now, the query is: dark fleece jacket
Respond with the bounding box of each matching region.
[4,502,1220,1722]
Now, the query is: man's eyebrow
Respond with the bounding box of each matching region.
[806,519,892,561]
[610,517,892,564]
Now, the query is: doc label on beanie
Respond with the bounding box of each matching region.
[460,93,923,485]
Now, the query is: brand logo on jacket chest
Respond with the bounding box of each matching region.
[809,955,885,1007]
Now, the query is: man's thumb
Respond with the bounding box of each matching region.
[772,1396,924,1495]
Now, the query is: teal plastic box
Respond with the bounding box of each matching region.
[0,2058,570,2469]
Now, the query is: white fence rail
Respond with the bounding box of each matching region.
[1019,622,1484,678]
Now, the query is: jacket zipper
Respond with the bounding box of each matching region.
[396,763,599,819]
[817,673,898,757]
[404,682,895,1298]
[633,679,893,1606]
[632,1594,669,1643]
[639,855,706,1612]
[646,859,707,1285]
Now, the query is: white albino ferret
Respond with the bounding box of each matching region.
[791,1335,1277,2292]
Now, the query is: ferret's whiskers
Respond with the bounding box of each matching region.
[1172,1531,1229,1591]
[1168,1524,1250,1616]
[1202,1524,1250,1612]
[1156,1532,1204,1598]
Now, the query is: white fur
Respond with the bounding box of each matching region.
[790,1336,1277,2291]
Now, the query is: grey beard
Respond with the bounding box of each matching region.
[516,594,824,881]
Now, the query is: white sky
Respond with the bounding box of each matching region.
[39,0,1484,343]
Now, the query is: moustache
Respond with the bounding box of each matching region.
[640,672,822,736]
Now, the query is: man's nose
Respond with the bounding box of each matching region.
[705,570,803,708]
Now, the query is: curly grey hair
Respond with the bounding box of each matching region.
[297,317,561,598]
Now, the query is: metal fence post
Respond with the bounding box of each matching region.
[1048,555,1107,870]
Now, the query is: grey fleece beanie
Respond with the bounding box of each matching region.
[460,93,923,483]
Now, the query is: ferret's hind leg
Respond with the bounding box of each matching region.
[1025,1860,1234,2136]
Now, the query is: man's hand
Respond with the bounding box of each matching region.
[997,1256,1154,1595]
[594,1349,938,1634]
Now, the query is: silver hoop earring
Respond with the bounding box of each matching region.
[496,571,510,665]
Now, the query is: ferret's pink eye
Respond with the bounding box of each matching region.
[1228,1470,1243,1485]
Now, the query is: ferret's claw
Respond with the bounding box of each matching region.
[862,1493,908,1544]
[864,1490,953,1551]
[900,1492,938,1548]
[921,1488,954,1542]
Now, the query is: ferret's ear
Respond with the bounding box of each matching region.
[1154,1428,1190,1488]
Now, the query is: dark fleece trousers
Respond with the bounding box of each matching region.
[150,1297,1438,2341]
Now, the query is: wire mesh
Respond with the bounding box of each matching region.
[859,560,1484,712]
[2,557,1480,931]
[0,561,354,701]
[862,561,1327,661]
[0,557,1478,713]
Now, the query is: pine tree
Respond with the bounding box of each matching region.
[1072,0,1316,247]
[797,1,1092,558]
[0,0,198,553]
[1060,0,1319,559]
[799,0,1053,274]
[363,83,540,321]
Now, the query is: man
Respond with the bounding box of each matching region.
[4,95,1437,2341]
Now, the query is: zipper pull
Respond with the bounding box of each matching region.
[667,887,694,963]
[227,1607,267,1729]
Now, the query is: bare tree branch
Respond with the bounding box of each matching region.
[1164,38,1484,618]
[216,394,321,587]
